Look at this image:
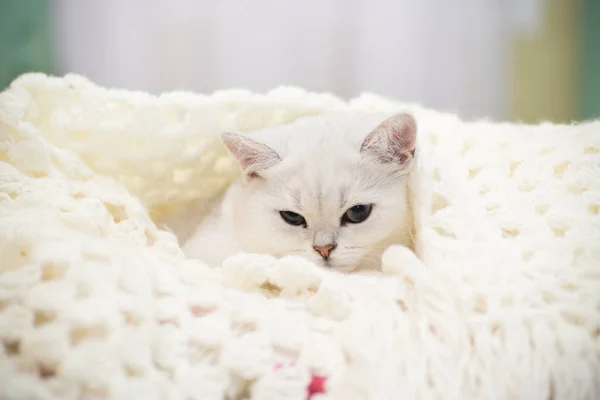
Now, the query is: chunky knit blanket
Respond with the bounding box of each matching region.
[0,73,599,400]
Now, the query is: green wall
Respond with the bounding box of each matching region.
[582,0,600,120]
[0,0,55,91]
[511,0,580,123]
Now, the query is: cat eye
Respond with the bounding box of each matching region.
[342,204,373,224]
[279,211,307,227]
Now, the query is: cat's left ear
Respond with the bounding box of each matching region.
[360,113,417,166]
[221,131,282,178]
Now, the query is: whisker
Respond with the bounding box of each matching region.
[289,249,305,254]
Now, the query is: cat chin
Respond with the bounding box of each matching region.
[308,256,380,273]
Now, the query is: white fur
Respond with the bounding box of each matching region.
[184,113,414,272]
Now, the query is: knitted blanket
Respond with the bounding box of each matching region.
[0,73,599,400]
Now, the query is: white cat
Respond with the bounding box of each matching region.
[183,112,417,272]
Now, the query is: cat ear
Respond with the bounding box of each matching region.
[360,113,417,165]
[221,131,282,178]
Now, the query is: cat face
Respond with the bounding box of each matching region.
[223,113,417,272]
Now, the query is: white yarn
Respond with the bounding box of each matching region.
[0,73,599,400]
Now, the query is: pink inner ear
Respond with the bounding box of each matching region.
[236,146,265,171]
[361,114,417,164]
[222,132,282,175]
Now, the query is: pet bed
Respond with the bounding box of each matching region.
[0,73,599,400]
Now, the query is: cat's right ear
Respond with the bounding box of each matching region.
[221,131,282,178]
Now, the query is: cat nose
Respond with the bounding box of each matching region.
[313,244,336,259]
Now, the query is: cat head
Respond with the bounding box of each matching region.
[222,113,417,272]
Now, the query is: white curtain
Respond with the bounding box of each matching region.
[53,0,541,120]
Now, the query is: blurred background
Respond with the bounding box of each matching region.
[0,0,598,123]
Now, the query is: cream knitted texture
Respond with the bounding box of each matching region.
[0,73,599,400]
